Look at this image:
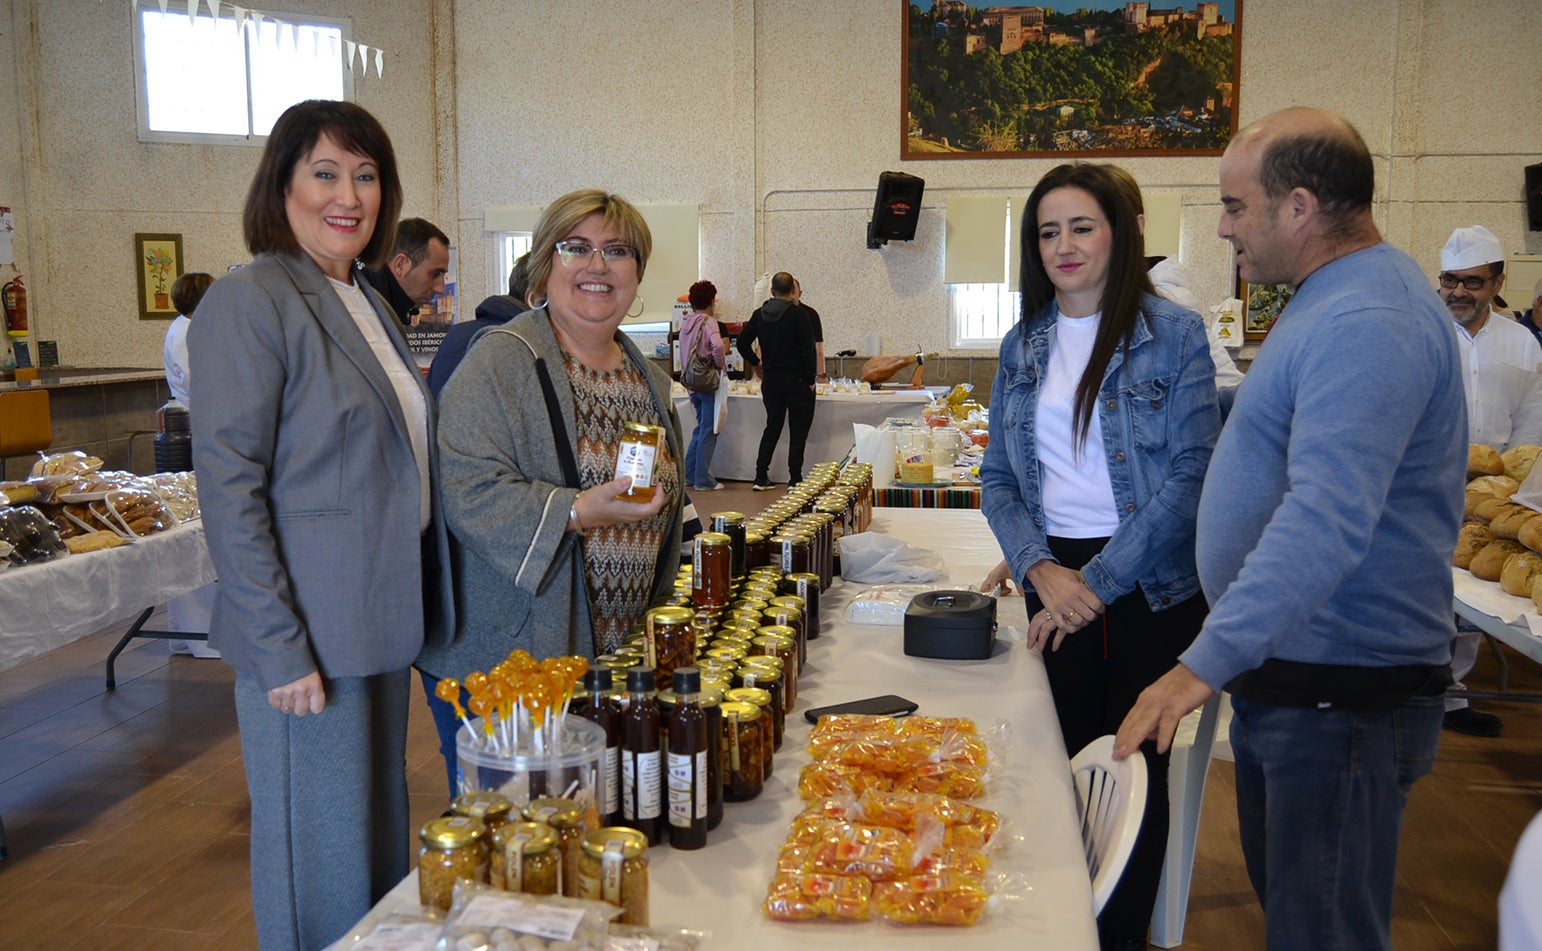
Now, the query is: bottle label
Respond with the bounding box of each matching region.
[604,744,621,815]
[668,750,707,825]
[623,748,661,820]
[614,439,658,488]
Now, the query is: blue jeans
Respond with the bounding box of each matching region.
[1229,693,1443,951]
[417,669,465,799]
[685,389,719,487]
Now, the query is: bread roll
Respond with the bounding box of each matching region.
[1490,505,1542,540]
[1454,523,1496,568]
[1469,443,1505,479]
[1467,474,1520,501]
[1472,497,1518,523]
[1501,551,1542,597]
[1471,539,1528,581]
[1520,517,1542,554]
[1503,444,1542,483]
[1531,574,1542,613]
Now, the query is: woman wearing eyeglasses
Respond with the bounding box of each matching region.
[415,189,683,789]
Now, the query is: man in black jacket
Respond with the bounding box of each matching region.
[361,217,450,324]
[427,254,529,397]
[738,271,818,490]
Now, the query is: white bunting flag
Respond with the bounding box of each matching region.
[374,48,384,79]
[345,40,357,73]
[157,0,169,14]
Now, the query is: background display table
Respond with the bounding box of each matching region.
[336,509,1098,950]
[0,521,214,673]
[1451,569,1542,701]
[674,389,931,481]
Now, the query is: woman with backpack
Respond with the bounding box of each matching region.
[679,279,729,490]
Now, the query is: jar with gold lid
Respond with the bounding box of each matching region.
[719,700,765,802]
[449,791,514,837]
[744,530,772,569]
[644,605,695,692]
[724,685,777,774]
[762,604,806,669]
[418,816,488,912]
[751,630,799,712]
[736,660,785,750]
[522,798,586,896]
[709,511,748,580]
[781,573,821,641]
[489,820,561,895]
[615,422,665,503]
[577,827,650,925]
[691,532,733,608]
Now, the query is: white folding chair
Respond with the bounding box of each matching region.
[1151,693,1228,947]
[1072,734,1149,915]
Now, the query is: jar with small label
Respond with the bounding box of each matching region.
[762,604,806,669]
[736,661,785,752]
[782,573,821,640]
[489,820,560,895]
[614,422,665,503]
[418,816,488,912]
[645,606,696,692]
[577,827,650,925]
[725,684,777,763]
[751,630,799,712]
[744,530,771,570]
[692,532,733,608]
[709,511,748,579]
[449,791,514,838]
[779,532,814,577]
[719,700,765,802]
[523,798,586,897]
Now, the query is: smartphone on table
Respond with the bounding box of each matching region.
[803,694,919,725]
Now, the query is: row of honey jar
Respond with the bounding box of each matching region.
[418,796,649,927]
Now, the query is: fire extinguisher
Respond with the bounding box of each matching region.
[2,275,27,337]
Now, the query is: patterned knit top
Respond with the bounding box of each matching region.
[564,348,680,655]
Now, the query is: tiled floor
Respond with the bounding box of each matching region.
[3,483,1539,949]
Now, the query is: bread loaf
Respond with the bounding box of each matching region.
[1520,517,1542,554]
[1501,551,1542,597]
[1454,523,1496,568]
[1502,444,1541,483]
[1469,443,1505,479]
[1471,539,1528,581]
[1531,574,1542,613]
[1472,497,1519,523]
[1490,505,1541,540]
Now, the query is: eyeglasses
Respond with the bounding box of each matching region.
[554,240,637,267]
[1438,273,1492,291]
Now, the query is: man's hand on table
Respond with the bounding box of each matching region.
[1114,663,1213,758]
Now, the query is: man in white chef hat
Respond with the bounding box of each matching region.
[1440,224,1542,737]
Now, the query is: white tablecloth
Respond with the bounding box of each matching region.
[1451,569,1542,665]
[337,509,1098,950]
[0,521,215,672]
[675,390,932,481]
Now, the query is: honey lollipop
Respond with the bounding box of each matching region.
[434,677,477,741]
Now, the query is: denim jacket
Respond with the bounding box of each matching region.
[980,294,1220,611]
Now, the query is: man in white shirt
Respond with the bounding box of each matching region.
[1441,225,1542,736]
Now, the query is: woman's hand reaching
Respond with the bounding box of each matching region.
[571,476,667,531]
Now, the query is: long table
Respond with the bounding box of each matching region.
[1451,569,1542,699]
[0,521,215,673]
[337,509,1098,949]
[674,389,932,481]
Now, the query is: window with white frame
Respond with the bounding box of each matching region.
[951,282,1020,348]
[133,2,351,144]
[947,196,1019,347]
[494,233,534,299]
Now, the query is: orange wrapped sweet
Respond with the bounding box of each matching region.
[807,714,900,759]
[764,873,872,921]
[872,873,990,927]
[911,847,989,881]
[940,824,990,851]
[805,823,916,882]
[856,790,1000,843]
[799,762,896,800]
[896,762,985,799]
[896,715,977,737]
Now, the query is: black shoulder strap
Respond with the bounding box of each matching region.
[535,356,581,489]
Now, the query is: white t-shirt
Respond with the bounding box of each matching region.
[1036,311,1120,538]
[329,276,432,532]
[1455,310,1542,451]
[163,314,192,407]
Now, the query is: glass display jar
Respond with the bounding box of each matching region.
[522,797,587,897]
[577,827,650,925]
[614,422,665,503]
[418,816,487,913]
[489,820,561,895]
[718,700,765,802]
[449,791,514,838]
[644,605,696,692]
[691,532,733,608]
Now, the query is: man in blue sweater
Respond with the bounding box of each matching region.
[1116,107,1465,951]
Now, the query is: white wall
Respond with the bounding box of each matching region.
[3,0,1539,368]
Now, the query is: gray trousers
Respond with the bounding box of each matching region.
[235,669,411,951]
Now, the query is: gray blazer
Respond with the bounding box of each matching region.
[415,307,684,676]
[189,252,455,691]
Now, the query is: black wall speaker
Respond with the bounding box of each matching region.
[868,171,926,249]
[1527,162,1542,232]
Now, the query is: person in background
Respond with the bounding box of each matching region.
[979,162,1220,951]
[1116,108,1463,951]
[414,189,683,792]
[680,279,727,490]
[427,253,531,397]
[1437,224,1542,738]
[189,99,455,951]
[162,271,214,407]
[161,270,220,659]
[362,216,451,323]
[1517,276,1542,346]
[739,271,818,490]
[792,278,827,381]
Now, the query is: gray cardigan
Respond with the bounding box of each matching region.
[415,307,684,676]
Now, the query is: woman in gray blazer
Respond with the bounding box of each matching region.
[416,190,684,790]
[189,100,454,951]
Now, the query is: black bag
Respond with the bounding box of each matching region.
[680,318,720,393]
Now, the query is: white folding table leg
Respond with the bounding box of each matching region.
[1150,693,1224,948]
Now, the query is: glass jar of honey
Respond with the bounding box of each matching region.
[691,532,732,608]
[577,827,650,925]
[735,661,784,751]
[614,422,665,502]
[489,820,561,895]
[724,686,777,772]
[418,816,488,912]
[644,606,695,692]
[718,700,765,802]
[522,798,587,897]
[449,791,514,838]
[781,573,821,641]
[709,511,748,579]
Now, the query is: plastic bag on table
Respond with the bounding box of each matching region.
[839,533,944,583]
[843,584,933,625]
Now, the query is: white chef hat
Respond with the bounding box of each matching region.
[1441,226,1504,271]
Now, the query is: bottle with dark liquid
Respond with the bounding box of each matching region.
[621,667,664,845]
[573,668,623,826]
[666,667,708,850]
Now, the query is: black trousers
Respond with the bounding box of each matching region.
[1028,535,1207,943]
[755,375,816,482]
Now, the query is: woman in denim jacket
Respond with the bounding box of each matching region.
[978,163,1220,951]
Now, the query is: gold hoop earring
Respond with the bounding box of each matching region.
[626,296,645,319]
